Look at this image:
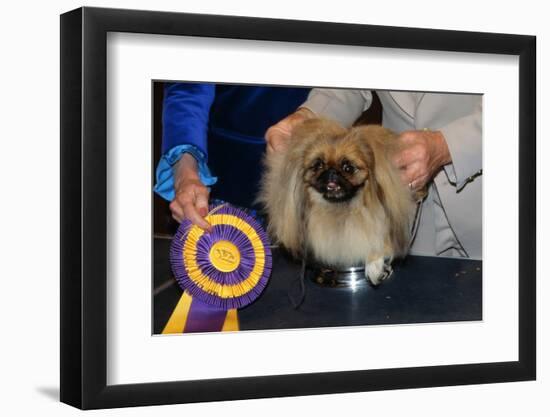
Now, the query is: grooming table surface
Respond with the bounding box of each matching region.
[154,237,482,333]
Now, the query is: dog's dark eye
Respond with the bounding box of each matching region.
[341,160,356,174]
[311,158,325,171]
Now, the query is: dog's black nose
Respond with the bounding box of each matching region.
[325,168,338,179]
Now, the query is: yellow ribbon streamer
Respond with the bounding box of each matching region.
[162,291,193,334]
[221,309,240,332]
[161,291,240,334]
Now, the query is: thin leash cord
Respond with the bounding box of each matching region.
[432,184,469,258]
[407,198,424,251]
[290,253,307,309]
[289,195,308,309]
[289,222,307,309]
[406,190,469,258]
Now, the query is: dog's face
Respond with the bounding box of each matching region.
[302,135,372,203]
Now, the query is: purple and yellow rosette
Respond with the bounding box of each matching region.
[163,204,272,334]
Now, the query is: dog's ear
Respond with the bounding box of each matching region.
[356,125,414,256]
[258,118,344,256]
[258,137,306,256]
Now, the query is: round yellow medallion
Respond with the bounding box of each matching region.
[209,240,241,272]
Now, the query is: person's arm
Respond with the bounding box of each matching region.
[300,88,372,127]
[153,83,217,228]
[391,99,481,193]
[265,88,372,152]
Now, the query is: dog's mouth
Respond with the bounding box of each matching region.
[322,180,355,202]
[307,167,366,203]
[311,173,364,203]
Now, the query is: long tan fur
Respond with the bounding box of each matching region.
[258,118,415,270]
[257,119,347,257]
[353,125,415,257]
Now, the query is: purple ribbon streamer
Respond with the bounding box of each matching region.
[184,296,228,333]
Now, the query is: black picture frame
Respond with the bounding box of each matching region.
[60,6,536,410]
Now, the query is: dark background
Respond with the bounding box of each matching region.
[152,82,382,236]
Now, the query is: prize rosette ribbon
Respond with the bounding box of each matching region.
[162,204,272,333]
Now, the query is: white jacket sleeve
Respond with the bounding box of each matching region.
[439,98,482,192]
[300,88,372,127]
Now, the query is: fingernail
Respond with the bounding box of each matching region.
[199,207,207,217]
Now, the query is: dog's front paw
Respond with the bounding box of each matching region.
[365,258,393,286]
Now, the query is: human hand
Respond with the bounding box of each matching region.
[392,129,452,191]
[265,107,314,153]
[169,153,212,231]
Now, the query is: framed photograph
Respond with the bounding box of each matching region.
[60,6,536,409]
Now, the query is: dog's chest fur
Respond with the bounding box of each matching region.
[305,191,387,268]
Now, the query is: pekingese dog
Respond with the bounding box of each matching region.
[259,118,418,285]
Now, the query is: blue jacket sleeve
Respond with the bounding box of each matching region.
[162,83,216,154]
[154,83,218,201]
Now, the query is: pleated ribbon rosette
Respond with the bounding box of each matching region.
[163,204,272,333]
